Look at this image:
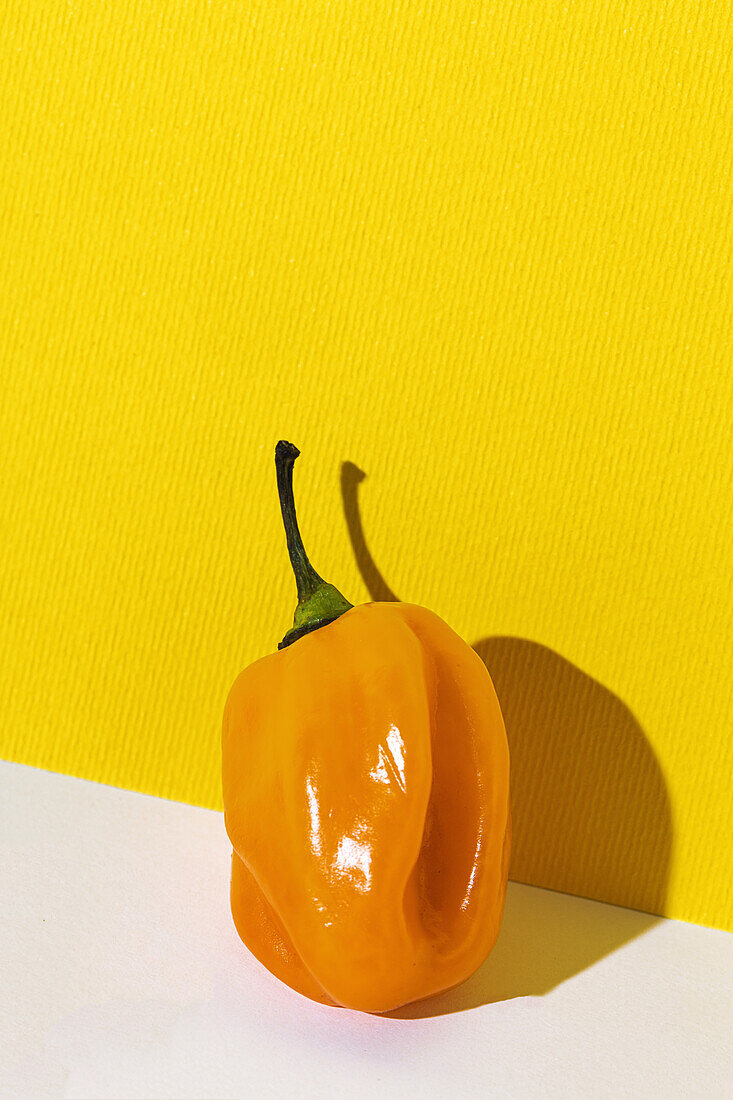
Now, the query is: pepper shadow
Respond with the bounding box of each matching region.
[341,461,672,1016]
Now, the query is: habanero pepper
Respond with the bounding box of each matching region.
[221,442,511,1014]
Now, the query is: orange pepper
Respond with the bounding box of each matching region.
[222,442,511,1013]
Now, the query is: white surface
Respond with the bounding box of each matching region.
[1,760,731,1100]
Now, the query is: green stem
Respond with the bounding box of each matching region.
[275,441,353,649]
[276,441,323,601]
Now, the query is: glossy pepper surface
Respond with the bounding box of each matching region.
[222,442,511,1014]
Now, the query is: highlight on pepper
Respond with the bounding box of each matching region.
[221,441,511,1014]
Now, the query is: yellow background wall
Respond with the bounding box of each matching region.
[1,2,730,930]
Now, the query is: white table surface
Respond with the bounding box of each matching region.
[1,760,731,1100]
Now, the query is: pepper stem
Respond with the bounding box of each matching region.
[275,441,353,649]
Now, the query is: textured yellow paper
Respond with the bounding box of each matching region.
[1,3,731,930]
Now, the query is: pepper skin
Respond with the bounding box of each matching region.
[221,443,510,1014]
